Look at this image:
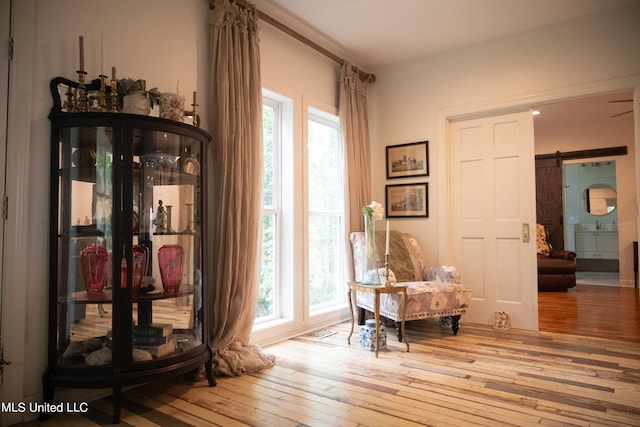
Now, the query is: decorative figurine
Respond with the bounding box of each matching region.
[154,200,166,233]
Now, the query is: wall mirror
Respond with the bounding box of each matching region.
[584,184,617,215]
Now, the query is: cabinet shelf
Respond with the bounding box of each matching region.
[46,99,214,423]
[58,284,198,304]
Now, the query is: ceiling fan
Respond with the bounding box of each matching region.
[608,99,633,118]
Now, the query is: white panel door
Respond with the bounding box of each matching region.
[450,111,538,330]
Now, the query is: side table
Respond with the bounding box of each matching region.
[347,281,410,358]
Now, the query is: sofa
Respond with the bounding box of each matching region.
[350,230,471,338]
[536,224,577,291]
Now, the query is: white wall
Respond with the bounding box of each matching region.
[6,0,209,421]
[368,3,640,269]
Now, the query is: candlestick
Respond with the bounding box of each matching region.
[110,78,118,112]
[183,204,195,233]
[384,254,392,287]
[165,205,175,233]
[98,75,108,111]
[78,36,85,72]
[191,103,200,128]
[76,71,88,112]
[385,220,390,255]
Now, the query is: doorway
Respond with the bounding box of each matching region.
[563,161,619,274]
[439,80,639,333]
[533,91,635,287]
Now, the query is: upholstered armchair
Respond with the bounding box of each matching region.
[350,230,471,337]
[536,224,577,291]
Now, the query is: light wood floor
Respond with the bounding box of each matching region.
[20,292,640,426]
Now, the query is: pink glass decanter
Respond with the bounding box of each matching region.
[158,244,184,292]
[80,245,109,293]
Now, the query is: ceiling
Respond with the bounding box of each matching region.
[263,0,639,68]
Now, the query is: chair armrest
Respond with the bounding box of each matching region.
[550,250,576,261]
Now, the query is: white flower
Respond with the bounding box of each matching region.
[363,200,384,221]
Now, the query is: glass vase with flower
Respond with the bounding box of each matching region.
[361,201,384,285]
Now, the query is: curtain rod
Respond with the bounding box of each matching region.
[210,0,376,83]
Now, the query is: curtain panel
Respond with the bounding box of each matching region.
[340,62,373,235]
[207,0,274,376]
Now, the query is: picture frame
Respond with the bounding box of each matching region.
[386,141,429,179]
[385,183,428,218]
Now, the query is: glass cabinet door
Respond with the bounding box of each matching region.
[56,125,114,366]
[130,128,204,361]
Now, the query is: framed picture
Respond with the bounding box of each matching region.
[386,141,429,179]
[385,183,428,218]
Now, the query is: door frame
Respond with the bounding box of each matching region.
[436,75,640,330]
[2,0,34,424]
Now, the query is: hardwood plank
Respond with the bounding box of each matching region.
[538,284,640,342]
[17,311,640,427]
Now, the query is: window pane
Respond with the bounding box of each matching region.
[308,214,340,306]
[308,112,342,309]
[257,99,278,321]
[257,212,276,318]
[262,103,275,207]
[308,120,340,211]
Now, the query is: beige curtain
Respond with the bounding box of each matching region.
[340,61,373,235]
[207,0,274,376]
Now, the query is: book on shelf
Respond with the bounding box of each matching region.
[134,323,173,338]
[133,335,167,346]
[135,337,176,358]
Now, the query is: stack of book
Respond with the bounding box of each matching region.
[133,323,176,358]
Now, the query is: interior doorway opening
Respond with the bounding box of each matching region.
[533,90,635,288]
[563,161,619,274]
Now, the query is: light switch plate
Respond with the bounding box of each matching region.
[522,222,530,243]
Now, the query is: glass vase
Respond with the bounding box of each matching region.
[132,244,149,294]
[80,245,109,293]
[158,244,184,292]
[361,214,381,285]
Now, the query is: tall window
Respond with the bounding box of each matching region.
[307,108,343,310]
[256,97,280,321]
[256,91,344,325]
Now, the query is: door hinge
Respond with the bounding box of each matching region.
[3,196,7,220]
[8,37,13,61]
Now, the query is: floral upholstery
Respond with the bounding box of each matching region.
[350,231,471,323]
[355,281,471,322]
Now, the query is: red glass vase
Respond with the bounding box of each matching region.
[80,245,109,293]
[132,244,149,293]
[158,244,184,292]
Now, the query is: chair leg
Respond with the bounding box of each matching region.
[451,315,461,335]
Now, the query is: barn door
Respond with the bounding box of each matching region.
[535,157,564,250]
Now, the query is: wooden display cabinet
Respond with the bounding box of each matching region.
[44,78,215,423]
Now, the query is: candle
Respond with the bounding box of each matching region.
[176,80,180,94]
[78,35,85,71]
[385,220,390,255]
[193,91,197,105]
[101,31,105,75]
